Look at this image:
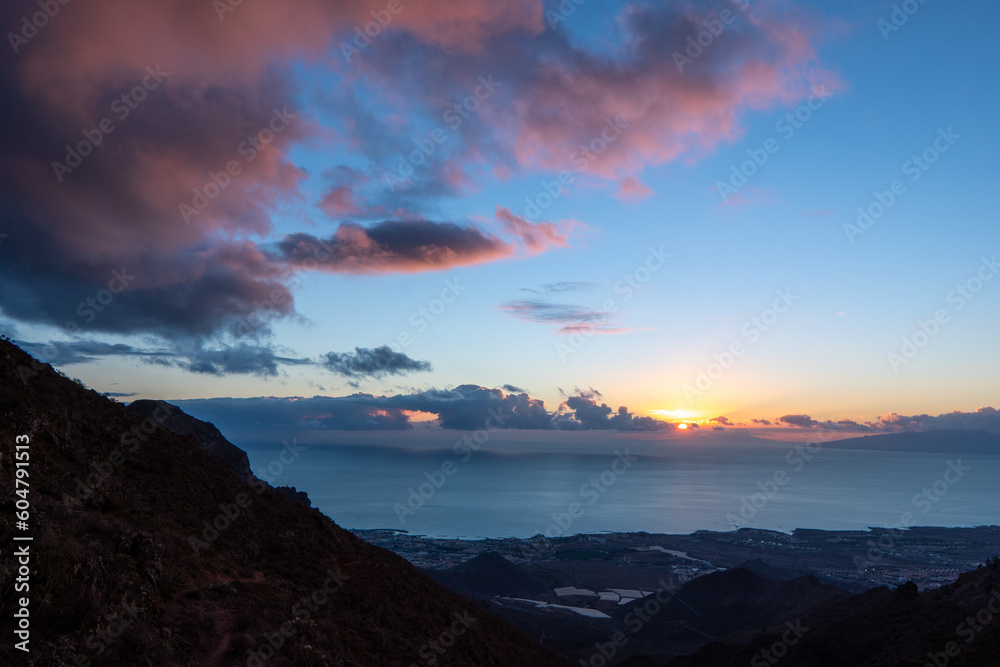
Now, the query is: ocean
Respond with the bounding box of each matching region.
[234,433,1000,539]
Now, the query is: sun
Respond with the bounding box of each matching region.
[677,423,689,430]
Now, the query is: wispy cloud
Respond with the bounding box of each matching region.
[500,299,625,335]
[520,282,597,296]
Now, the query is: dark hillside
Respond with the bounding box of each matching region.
[625,561,1000,666]
[0,340,566,666]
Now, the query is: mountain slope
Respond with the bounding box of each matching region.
[825,429,1000,453]
[126,399,254,480]
[624,563,1000,666]
[427,551,550,601]
[0,340,566,666]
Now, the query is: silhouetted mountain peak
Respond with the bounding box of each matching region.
[127,399,253,480]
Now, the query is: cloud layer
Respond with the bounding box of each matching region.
[775,408,1000,434]
[16,338,429,380]
[173,386,671,432]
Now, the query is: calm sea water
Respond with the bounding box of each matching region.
[235,436,1000,539]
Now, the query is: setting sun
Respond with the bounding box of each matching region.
[677,423,689,430]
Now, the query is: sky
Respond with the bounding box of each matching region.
[1,0,998,438]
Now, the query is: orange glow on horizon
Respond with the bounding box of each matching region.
[649,408,702,421]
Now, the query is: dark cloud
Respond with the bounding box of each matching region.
[779,414,870,431]
[0,0,570,342]
[833,419,873,432]
[502,384,526,393]
[0,18,302,338]
[869,408,1000,434]
[770,410,1000,435]
[174,385,552,432]
[17,340,145,366]
[174,385,672,433]
[752,419,772,426]
[18,337,438,381]
[16,338,310,378]
[321,346,432,380]
[272,221,511,275]
[558,392,671,432]
[272,208,571,276]
[779,414,820,428]
[710,416,733,426]
[177,343,312,377]
[387,385,553,430]
[574,387,603,400]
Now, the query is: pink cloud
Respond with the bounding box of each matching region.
[320,187,359,218]
[495,206,573,255]
[616,175,654,201]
